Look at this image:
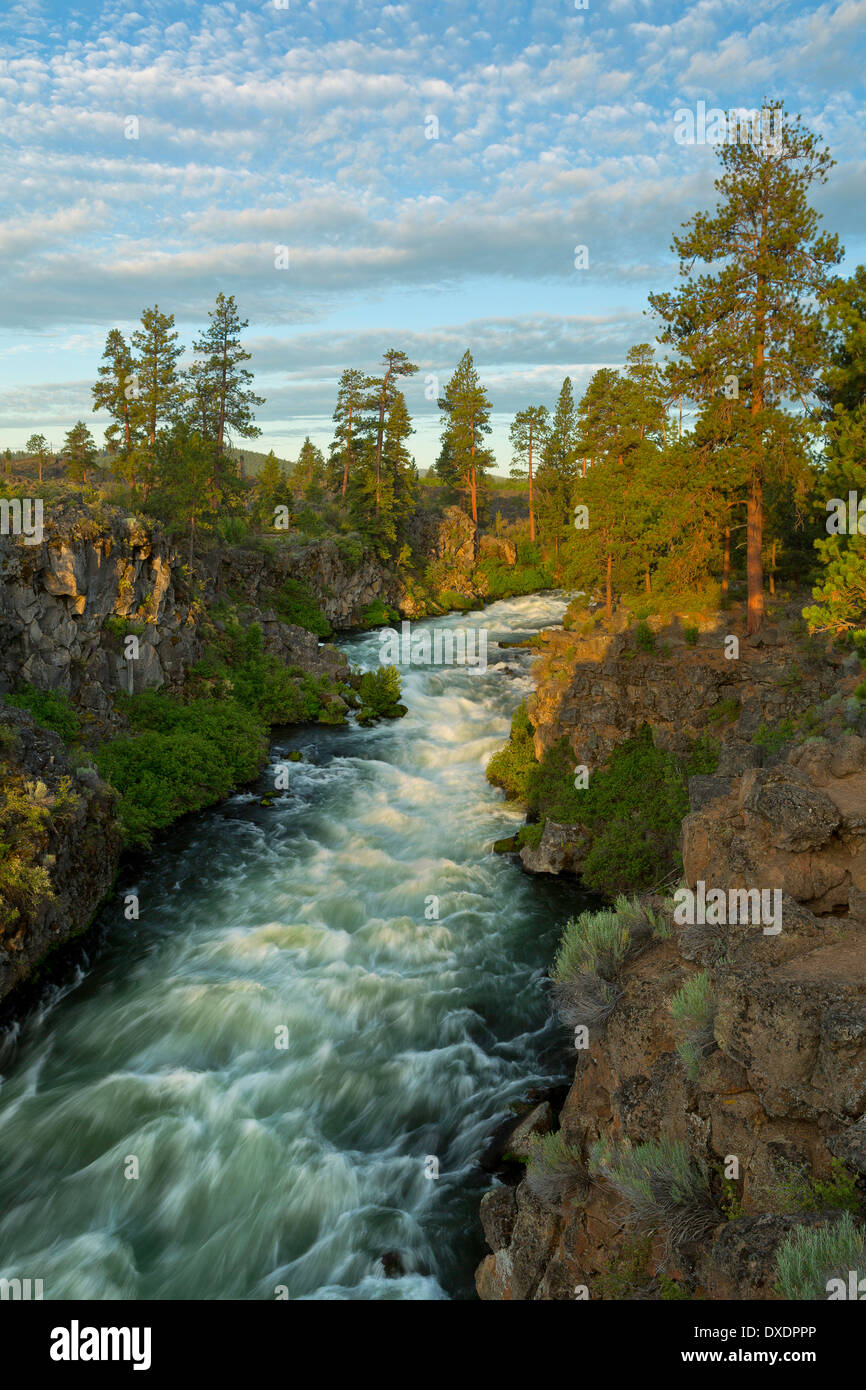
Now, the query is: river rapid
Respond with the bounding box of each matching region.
[0,592,592,1300]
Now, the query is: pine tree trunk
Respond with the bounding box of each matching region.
[722,527,731,595]
[645,568,651,594]
[528,435,535,542]
[605,552,612,619]
[746,476,764,635]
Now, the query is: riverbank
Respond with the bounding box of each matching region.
[475,593,866,1300]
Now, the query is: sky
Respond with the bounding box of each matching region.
[1,0,865,469]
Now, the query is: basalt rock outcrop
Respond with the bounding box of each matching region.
[527,608,843,769]
[0,501,483,727]
[0,703,122,1007]
[0,501,350,728]
[478,621,866,1300]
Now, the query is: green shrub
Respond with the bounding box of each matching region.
[357,665,403,721]
[525,1130,585,1203]
[0,780,56,933]
[269,578,331,636]
[188,622,346,726]
[775,1213,866,1300]
[486,701,537,801]
[525,737,584,823]
[549,904,634,1031]
[4,683,79,742]
[683,624,700,646]
[216,514,249,544]
[706,697,741,725]
[359,598,399,629]
[516,820,545,851]
[590,1136,718,1250]
[671,970,716,1079]
[573,726,693,896]
[96,695,266,847]
[635,619,656,652]
[767,1158,861,1218]
[552,907,632,982]
[752,718,796,754]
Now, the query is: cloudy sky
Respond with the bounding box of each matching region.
[1,0,864,468]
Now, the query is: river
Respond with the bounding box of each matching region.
[0,592,591,1300]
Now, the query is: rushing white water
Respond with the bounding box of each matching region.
[0,592,593,1300]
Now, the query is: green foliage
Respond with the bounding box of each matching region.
[269,578,332,636]
[96,694,266,847]
[683,623,700,646]
[775,1212,866,1300]
[707,697,741,725]
[767,1158,861,1218]
[635,619,656,651]
[573,726,695,896]
[486,700,537,800]
[590,1135,718,1249]
[595,1234,654,1300]
[526,737,584,822]
[216,514,250,545]
[474,553,553,600]
[4,684,80,743]
[671,970,716,1080]
[103,615,146,640]
[333,534,365,568]
[357,664,403,721]
[552,907,631,983]
[189,622,346,726]
[516,821,544,851]
[359,598,399,629]
[525,1130,585,1203]
[0,775,55,934]
[752,718,796,754]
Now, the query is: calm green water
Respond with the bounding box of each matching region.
[0,593,587,1300]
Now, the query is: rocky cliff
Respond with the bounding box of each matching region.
[518,599,853,877]
[0,703,122,1008]
[477,603,866,1301]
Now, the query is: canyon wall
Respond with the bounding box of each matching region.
[477,605,866,1300]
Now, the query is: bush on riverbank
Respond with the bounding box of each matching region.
[488,713,719,896]
[95,694,266,847]
[187,621,350,726]
[485,700,537,800]
[3,684,80,743]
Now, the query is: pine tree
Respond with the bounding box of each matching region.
[130,305,184,449]
[25,433,50,483]
[367,349,417,512]
[805,267,866,635]
[92,329,138,460]
[62,421,98,485]
[649,103,841,633]
[437,349,494,524]
[191,293,263,486]
[509,405,549,542]
[328,368,367,500]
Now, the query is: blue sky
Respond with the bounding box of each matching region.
[1,0,864,468]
